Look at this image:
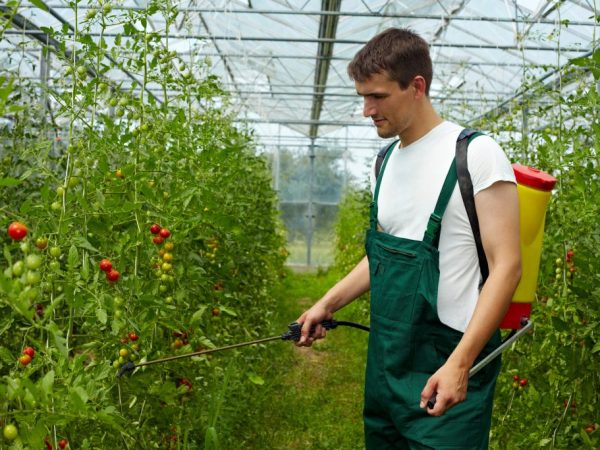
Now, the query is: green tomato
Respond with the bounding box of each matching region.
[114,296,124,306]
[19,242,30,254]
[26,271,41,285]
[51,201,62,211]
[56,186,65,196]
[76,66,87,76]
[25,254,43,270]
[3,424,18,441]
[48,260,60,271]
[12,260,25,277]
[49,246,61,258]
[113,359,120,369]
[25,286,39,300]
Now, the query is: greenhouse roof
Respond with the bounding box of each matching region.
[1,0,598,169]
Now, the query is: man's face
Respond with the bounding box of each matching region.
[355,72,416,139]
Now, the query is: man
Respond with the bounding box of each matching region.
[296,28,521,449]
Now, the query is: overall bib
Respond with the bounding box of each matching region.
[364,148,502,450]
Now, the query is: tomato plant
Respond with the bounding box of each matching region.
[0,1,286,448]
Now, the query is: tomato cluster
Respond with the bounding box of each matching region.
[44,436,69,449]
[99,258,120,283]
[112,332,142,369]
[4,221,53,308]
[18,346,36,367]
[150,224,176,300]
[150,223,171,245]
[511,374,528,390]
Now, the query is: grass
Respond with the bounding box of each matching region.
[219,268,369,450]
[285,239,336,268]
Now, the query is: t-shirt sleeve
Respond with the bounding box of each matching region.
[467,135,516,195]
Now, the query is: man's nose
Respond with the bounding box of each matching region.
[363,99,376,117]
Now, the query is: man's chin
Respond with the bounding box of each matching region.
[376,128,397,139]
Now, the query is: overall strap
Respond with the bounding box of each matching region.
[375,139,399,180]
[423,159,458,247]
[456,128,489,287]
[370,140,398,230]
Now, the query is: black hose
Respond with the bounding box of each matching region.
[334,320,370,332]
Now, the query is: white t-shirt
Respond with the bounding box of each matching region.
[369,121,515,332]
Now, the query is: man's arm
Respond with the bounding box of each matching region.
[420,180,522,416]
[296,255,370,346]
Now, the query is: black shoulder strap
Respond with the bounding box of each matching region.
[375,140,399,180]
[456,128,489,287]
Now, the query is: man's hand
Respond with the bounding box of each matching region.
[295,303,333,347]
[420,361,470,416]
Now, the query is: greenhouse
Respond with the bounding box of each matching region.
[0,0,598,449]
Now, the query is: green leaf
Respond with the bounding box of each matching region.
[48,323,68,358]
[190,306,207,325]
[592,342,600,354]
[247,373,264,385]
[29,0,49,12]
[219,306,237,317]
[40,370,55,397]
[68,244,79,271]
[70,385,89,410]
[0,177,21,186]
[96,307,107,325]
[0,347,14,364]
[204,426,219,450]
[538,438,552,446]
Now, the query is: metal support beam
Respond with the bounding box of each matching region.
[309,0,341,139]
[307,137,316,266]
[40,5,599,26]
[4,30,591,53]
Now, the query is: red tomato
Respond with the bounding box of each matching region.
[128,332,139,341]
[7,221,28,240]
[106,269,120,282]
[23,346,35,358]
[152,236,164,245]
[150,223,161,234]
[159,228,171,238]
[519,378,527,386]
[99,259,113,272]
[58,438,69,449]
[19,354,32,366]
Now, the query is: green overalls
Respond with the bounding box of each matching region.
[364,148,502,449]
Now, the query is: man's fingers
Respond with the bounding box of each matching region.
[420,378,436,409]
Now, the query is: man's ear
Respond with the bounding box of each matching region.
[412,76,428,98]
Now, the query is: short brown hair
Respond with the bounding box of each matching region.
[348,28,433,95]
